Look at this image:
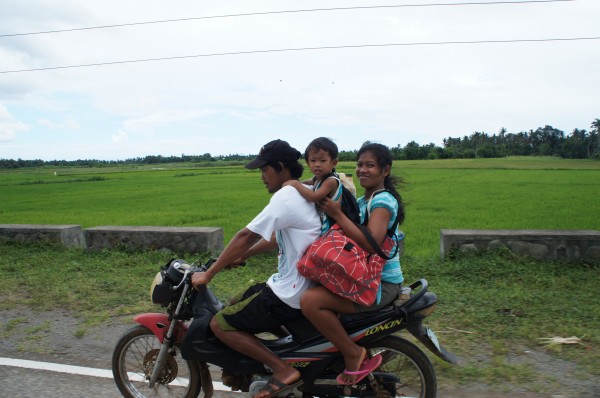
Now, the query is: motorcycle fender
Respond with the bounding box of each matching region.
[134,313,188,344]
[408,322,459,364]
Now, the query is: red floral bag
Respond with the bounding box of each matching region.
[297,223,396,306]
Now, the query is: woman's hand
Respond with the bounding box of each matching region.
[318,196,343,218]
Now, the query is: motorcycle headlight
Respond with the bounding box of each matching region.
[150,271,173,306]
[165,259,191,284]
[150,260,192,306]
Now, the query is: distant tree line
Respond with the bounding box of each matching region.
[345,118,599,161]
[0,153,253,169]
[1,118,598,169]
[400,118,600,161]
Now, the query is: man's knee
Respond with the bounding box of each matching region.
[210,316,223,337]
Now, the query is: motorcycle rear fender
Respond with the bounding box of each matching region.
[134,313,188,344]
[407,321,459,364]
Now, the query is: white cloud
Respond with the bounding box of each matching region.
[37,118,80,129]
[111,129,129,143]
[122,108,220,131]
[0,104,28,142]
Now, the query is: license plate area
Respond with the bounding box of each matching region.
[425,327,441,352]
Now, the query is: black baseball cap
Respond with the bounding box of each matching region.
[245,139,302,169]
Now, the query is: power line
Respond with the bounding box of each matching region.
[0,0,575,38]
[1,36,597,74]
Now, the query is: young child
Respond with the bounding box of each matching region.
[284,137,343,235]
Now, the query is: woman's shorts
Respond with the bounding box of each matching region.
[354,281,402,313]
[215,282,303,333]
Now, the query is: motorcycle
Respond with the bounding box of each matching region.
[112,258,458,398]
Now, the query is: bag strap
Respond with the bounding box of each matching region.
[315,172,342,199]
[360,189,401,260]
[363,189,400,235]
[356,224,396,260]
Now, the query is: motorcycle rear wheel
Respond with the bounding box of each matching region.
[366,335,437,398]
[112,325,202,398]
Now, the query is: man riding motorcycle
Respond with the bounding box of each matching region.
[190,139,320,398]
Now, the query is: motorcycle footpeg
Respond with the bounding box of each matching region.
[249,379,303,398]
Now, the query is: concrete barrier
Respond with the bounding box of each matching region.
[5,224,598,262]
[440,229,600,262]
[0,224,85,248]
[85,226,223,254]
[1,224,224,255]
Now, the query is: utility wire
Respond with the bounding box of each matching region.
[0,0,575,38]
[1,36,597,74]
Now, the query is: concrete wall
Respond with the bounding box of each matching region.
[85,226,223,254]
[440,229,600,263]
[4,224,599,263]
[0,224,223,255]
[0,224,85,248]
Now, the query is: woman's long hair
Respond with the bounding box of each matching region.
[357,143,405,226]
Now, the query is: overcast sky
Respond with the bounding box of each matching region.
[0,0,598,161]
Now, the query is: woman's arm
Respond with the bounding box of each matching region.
[318,197,391,253]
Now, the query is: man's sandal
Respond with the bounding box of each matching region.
[252,376,304,398]
[336,353,383,385]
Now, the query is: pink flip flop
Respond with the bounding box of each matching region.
[336,353,383,385]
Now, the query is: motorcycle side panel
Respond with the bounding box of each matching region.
[180,309,267,373]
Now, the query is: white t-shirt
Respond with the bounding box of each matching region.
[246,185,321,309]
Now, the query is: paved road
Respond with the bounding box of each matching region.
[1,356,564,398]
[0,308,578,398]
[1,366,121,398]
[0,359,239,398]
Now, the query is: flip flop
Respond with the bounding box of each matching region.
[336,353,383,385]
[252,376,304,398]
[335,347,368,385]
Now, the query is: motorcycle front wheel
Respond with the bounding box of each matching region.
[112,325,202,398]
[366,335,437,398]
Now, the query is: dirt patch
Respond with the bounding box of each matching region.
[0,307,132,369]
[1,307,598,398]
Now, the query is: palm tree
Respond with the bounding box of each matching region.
[590,119,600,158]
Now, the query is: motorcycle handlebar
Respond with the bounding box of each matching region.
[192,258,246,273]
[182,258,246,290]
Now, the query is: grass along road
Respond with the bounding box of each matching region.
[0,243,597,397]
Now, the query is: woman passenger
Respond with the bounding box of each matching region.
[300,143,405,385]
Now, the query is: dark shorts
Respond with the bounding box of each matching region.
[354,281,402,312]
[215,282,303,333]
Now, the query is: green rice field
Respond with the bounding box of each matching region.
[1,156,599,258]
